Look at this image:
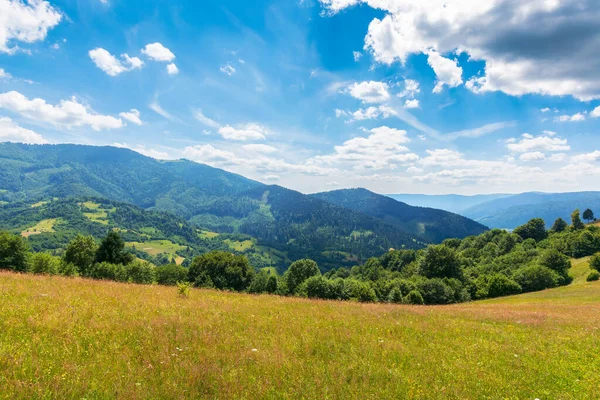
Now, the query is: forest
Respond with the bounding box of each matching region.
[1,208,599,305]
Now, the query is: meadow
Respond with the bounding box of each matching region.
[0,258,599,399]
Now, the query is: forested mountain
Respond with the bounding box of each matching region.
[461,192,600,229]
[387,193,511,214]
[313,189,488,243]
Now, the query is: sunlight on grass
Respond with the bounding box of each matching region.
[20,219,57,237]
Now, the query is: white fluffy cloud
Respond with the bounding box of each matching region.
[571,151,600,164]
[166,63,179,75]
[519,152,545,162]
[89,48,143,76]
[347,81,390,103]
[426,50,463,93]
[0,68,10,79]
[322,0,600,101]
[591,106,600,118]
[556,113,586,122]
[242,144,277,154]
[311,126,418,170]
[404,99,419,109]
[218,123,268,141]
[507,133,570,153]
[141,43,175,62]
[0,91,124,130]
[398,79,420,98]
[119,109,143,125]
[0,116,47,143]
[220,64,235,76]
[0,0,62,54]
[113,143,171,160]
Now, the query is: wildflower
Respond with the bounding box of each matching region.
[251,348,258,352]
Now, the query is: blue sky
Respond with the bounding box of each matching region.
[1,0,600,195]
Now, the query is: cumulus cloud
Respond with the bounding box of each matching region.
[218,123,268,141]
[347,81,390,103]
[321,0,600,101]
[166,63,179,75]
[507,133,570,153]
[310,126,418,170]
[0,0,62,54]
[119,109,143,125]
[242,144,277,154]
[571,151,600,164]
[398,79,420,98]
[556,113,586,122]
[0,91,123,130]
[426,50,463,93]
[519,152,545,162]
[591,106,600,118]
[404,99,419,109]
[113,142,171,160]
[89,48,143,76]
[0,68,11,79]
[0,116,47,143]
[141,43,175,62]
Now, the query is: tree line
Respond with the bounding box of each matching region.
[1,208,599,305]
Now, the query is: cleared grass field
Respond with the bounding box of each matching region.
[20,218,58,238]
[126,240,186,265]
[1,262,599,399]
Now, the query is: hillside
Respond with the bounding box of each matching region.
[461,192,600,229]
[0,197,291,269]
[314,188,488,242]
[386,193,511,214]
[2,143,490,269]
[1,262,598,399]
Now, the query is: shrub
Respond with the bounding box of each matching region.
[89,262,127,282]
[405,290,424,305]
[58,261,79,277]
[265,275,278,294]
[587,270,600,282]
[188,251,254,291]
[30,253,60,275]
[0,231,29,272]
[95,231,134,266]
[248,270,270,294]
[177,281,192,297]
[538,248,571,274]
[284,259,321,295]
[419,245,462,280]
[387,287,403,304]
[590,253,600,271]
[298,275,335,299]
[417,278,454,305]
[513,265,559,292]
[156,264,188,286]
[342,279,378,303]
[486,274,522,298]
[125,261,156,284]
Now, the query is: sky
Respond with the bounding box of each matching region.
[0,0,600,195]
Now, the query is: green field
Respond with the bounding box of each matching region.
[0,258,599,399]
[126,240,186,264]
[81,201,114,225]
[20,219,58,237]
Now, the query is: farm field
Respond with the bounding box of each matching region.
[20,219,58,238]
[0,259,599,399]
[125,240,186,265]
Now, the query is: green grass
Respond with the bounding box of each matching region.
[81,201,114,225]
[126,240,186,264]
[199,230,220,239]
[260,267,279,276]
[20,219,58,237]
[30,201,47,208]
[224,239,254,252]
[1,259,599,399]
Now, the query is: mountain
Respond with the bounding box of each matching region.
[386,193,511,214]
[313,188,489,243]
[0,143,434,269]
[461,192,600,229]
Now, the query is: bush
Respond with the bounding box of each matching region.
[125,260,156,284]
[538,249,571,274]
[298,275,335,299]
[265,275,278,294]
[513,265,559,292]
[486,274,522,298]
[284,259,321,295]
[30,253,60,275]
[419,245,462,280]
[405,290,424,305]
[590,253,600,271]
[587,270,600,282]
[248,270,270,294]
[417,278,454,305]
[177,281,192,297]
[89,262,127,281]
[0,231,29,272]
[156,264,188,286]
[342,279,378,303]
[188,251,254,291]
[58,261,79,277]
[387,287,403,304]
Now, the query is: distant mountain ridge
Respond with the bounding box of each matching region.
[387,193,512,214]
[313,188,488,243]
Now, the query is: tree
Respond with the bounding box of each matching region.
[538,248,571,275]
[124,260,156,284]
[95,231,134,266]
[590,253,600,271]
[583,209,595,223]
[156,263,188,286]
[188,251,254,291]
[0,231,29,272]
[30,253,60,275]
[513,218,548,242]
[284,259,321,294]
[419,245,462,280]
[571,209,585,231]
[513,265,559,292]
[550,218,568,233]
[486,274,522,298]
[64,235,98,276]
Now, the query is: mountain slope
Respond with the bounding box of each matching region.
[313,188,488,243]
[386,193,511,214]
[462,192,600,229]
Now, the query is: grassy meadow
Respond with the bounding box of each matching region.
[0,259,599,399]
